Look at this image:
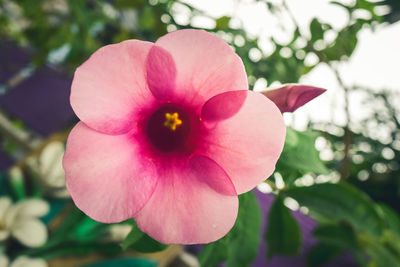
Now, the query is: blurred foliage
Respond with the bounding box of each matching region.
[314,89,400,210]
[122,220,168,253]
[379,0,400,23]
[265,194,301,257]
[1,0,400,266]
[82,258,157,267]
[198,191,261,267]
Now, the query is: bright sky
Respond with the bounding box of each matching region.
[182,0,400,132]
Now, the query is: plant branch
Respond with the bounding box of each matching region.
[0,110,41,151]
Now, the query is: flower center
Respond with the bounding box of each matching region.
[146,105,191,153]
[164,112,182,131]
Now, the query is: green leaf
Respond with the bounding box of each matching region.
[226,191,262,267]
[49,205,86,243]
[285,183,383,237]
[122,221,168,253]
[322,23,360,61]
[114,0,147,9]
[8,168,26,200]
[198,191,262,267]
[41,204,107,255]
[265,195,302,258]
[307,243,344,267]
[215,16,231,30]
[381,231,400,261]
[378,204,400,237]
[312,223,358,249]
[310,18,324,42]
[377,205,400,259]
[313,223,369,266]
[366,242,400,267]
[122,224,144,250]
[198,235,229,267]
[73,216,104,241]
[357,0,377,14]
[139,7,156,31]
[128,234,168,253]
[277,128,328,179]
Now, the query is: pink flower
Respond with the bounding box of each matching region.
[261,84,327,113]
[63,30,286,244]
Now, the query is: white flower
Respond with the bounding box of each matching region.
[0,254,47,267]
[26,141,69,198]
[0,254,7,267]
[0,197,49,248]
[103,224,132,243]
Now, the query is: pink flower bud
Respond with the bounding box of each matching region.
[261,84,326,113]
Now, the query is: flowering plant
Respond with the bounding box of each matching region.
[1,1,397,266]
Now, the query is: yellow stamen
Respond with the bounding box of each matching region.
[164,112,182,131]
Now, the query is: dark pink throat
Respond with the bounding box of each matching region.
[146,104,192,153]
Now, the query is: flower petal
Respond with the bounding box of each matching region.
[146,45,177,100]
[39,141,66,188]
[10,256,48,267]
[155,29,247,106]
[71,40,155,135]
[261,84,327,113]
[134,155,238,244]
[0,254,9,267]
[11,219,47,247]
[202,90,286,194]
[13,199,49,218]
[63,122,158,223]
[201,90,247,122]
[0,197,12,219]
[0,230,10,242]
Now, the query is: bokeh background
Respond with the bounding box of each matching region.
[1,0,400,266]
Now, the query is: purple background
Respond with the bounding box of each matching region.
[0,42,76,137]
[254,190,356,267]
